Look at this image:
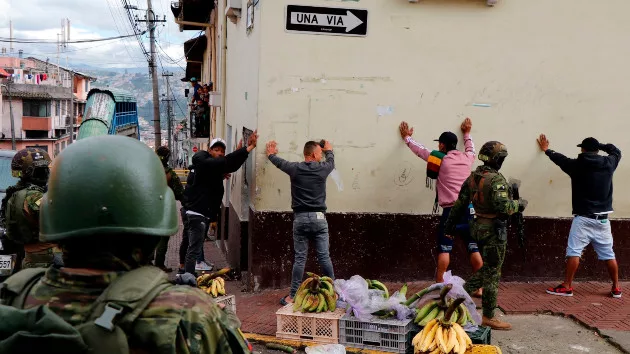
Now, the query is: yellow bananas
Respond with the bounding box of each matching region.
[197,276,226,298]
[292,272,337,313]
[412,298,473,354]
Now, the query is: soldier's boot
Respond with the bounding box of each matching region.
[482,316,512,330]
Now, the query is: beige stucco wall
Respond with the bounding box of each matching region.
[223,0,630,218]
[224,0,264,220]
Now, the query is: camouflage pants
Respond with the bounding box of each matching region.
[464,221,506,318]
[22,247,63,269]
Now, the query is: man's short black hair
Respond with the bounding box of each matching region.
[303,141,319,156]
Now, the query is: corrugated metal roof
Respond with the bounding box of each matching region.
[88,88,136,103]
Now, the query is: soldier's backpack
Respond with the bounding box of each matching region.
[0,266,172,354]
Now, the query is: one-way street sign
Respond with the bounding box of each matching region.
[285,5,368,37]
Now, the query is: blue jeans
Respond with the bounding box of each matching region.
[290,212,335,297]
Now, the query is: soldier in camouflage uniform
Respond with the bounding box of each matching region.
[445,141,527,330]
[152,146,184,272]
[1,135,250,353]
[1,148,61,269]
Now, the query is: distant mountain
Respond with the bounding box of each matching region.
[80,67,192,133]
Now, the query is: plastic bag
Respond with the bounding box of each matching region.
[443,271,482,328]
[334,276,414,321]
[305,344,346,354]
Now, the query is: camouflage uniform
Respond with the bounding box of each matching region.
[3,135,250,353]
[445,142,520,319]
[23,267,248,353]
[2,148,59,269]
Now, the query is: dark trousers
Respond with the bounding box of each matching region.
[184,213,209,274]
[289,212,335,297]
[154,237,169,268]
[179,207,205,266]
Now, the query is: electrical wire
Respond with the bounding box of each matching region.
[0,32,144,44]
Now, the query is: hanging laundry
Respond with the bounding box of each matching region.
[43,73,48,80]
[27,74,32,79]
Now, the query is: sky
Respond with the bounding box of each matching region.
[0,0,194,70]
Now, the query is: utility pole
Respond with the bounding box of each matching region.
[142,0,165,149]
[162,72,174,164]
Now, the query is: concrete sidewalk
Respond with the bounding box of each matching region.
[164,224,630,351]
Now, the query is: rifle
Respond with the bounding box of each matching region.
[509,178,526,254]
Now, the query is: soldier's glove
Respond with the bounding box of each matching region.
[175,273,198,287]
[518,198,528,212]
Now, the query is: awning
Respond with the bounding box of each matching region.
[171,0,215,31]
[0,68,10,77]
[181,62,201,82]
[184,35,207,62]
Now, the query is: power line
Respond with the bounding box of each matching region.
[0,32,144,44]
[106,0,138,63]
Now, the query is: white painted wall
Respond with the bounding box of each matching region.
[223,0,630,218]
[224,0,264,220]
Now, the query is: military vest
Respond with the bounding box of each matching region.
[5,184,43,245]
[468,168,500,216]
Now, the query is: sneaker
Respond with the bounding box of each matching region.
[482,316,512,330]
[611,287,622,299]
[195,261,213,272]
[546,284,573,297]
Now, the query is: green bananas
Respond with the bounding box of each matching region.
[366,279,389,298]
[292,272,337,313]
[412,284,476,326]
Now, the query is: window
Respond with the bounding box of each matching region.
[26,145,48,152]
[61,141,66,150]
[85,80,89,93]
[23,100,50,117]
[25,130,48,139]
[55,101,60,116]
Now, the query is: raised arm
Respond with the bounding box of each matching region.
[400,121,430,161]
[461,118,476,158]
[537,134,576,175]
[266,141,298,176]
[599,143,622,169]
[320,140,335,174]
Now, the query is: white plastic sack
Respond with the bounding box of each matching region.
[443,271,482,327]
[305,344,346,354]
[333,276,414,321]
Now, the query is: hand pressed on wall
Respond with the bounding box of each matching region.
[399,121,414,140]
[321,140,333,152]
[246,130,259,152]
[461,118,472,134]
[537,134,550,152]
[266,141,279,156]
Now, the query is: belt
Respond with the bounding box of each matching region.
[475,213,497,219]
[578,214,608,220]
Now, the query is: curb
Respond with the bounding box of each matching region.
[243,333,389,354]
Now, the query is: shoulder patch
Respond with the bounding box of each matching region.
[35,198,42,206]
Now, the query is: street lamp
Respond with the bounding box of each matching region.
[0,81,17,150]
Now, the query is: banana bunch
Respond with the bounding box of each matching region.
[198,277,226,297]
[413,284,475,327]
[371,283,408,319]
[366,279,389,298]
[292,272,338,313]
[412,298,472,354]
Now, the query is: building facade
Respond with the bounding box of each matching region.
[171,0,630,288]
[0,56,95,156]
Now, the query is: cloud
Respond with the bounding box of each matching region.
[0,0,191,68]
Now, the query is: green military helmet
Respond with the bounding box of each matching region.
[11,147,51,179]
[478,141,508,162]
[39,135,179,242]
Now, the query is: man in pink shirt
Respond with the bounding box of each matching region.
[399,118,482,293]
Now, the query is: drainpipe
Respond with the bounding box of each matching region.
[219,4,228,139]
[1,82,17,150]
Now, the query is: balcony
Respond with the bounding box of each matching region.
[171,0,215,31]
[22,116,52,131]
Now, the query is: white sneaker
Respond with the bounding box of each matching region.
[195,261,213,271]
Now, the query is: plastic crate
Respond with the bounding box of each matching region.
[276,304,345,344]
[469,325,491,345]
[339,315,420,353]
[215,294,236,313]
